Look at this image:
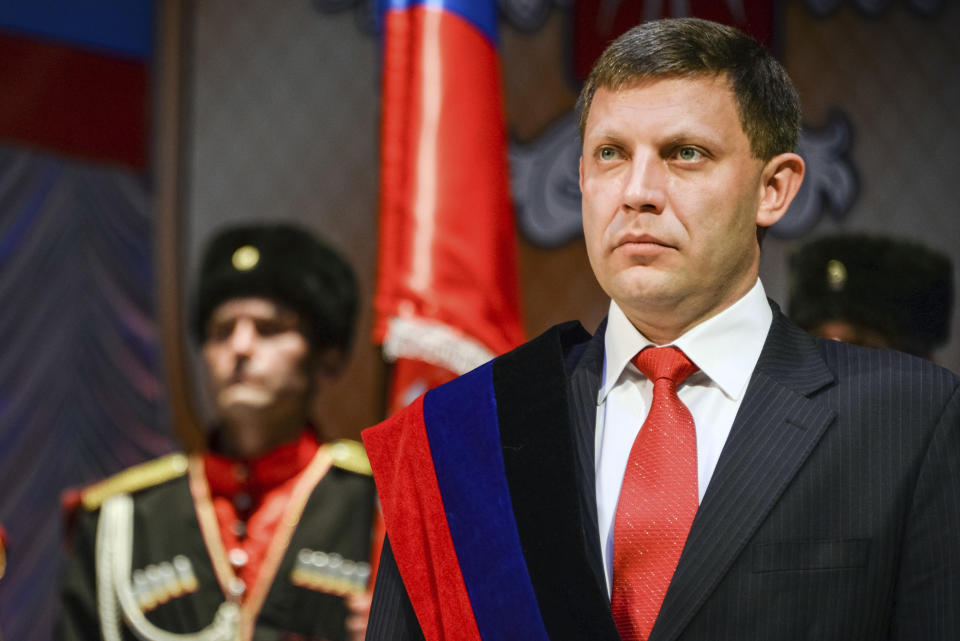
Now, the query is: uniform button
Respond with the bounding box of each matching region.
[228,577,246,598]
[229,548,249,568]
[233,493,251,511]
[233,464,248,481]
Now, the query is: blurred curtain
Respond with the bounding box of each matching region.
[0,145,172,641]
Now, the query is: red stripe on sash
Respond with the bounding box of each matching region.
[363,396,482,641]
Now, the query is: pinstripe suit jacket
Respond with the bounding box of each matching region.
[366,304,960,640]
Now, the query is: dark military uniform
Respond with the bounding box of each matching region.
[59,441,376,641]
[59,223,374,640]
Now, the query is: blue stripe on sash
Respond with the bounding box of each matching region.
[423,362,549,641]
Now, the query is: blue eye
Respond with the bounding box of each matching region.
[599,147,618,161]
[677,147,702,161]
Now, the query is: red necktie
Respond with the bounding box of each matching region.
[610,346,699,641]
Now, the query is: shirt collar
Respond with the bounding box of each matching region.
[600,279,772,403]
[204,427,320,498]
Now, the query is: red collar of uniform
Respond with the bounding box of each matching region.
[203,428,320,499]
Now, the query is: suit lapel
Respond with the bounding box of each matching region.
[494,321,621,641]
[567,319,607,592]
[652,307,837,641]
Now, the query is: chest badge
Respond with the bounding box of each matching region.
[132,555,199,611]
[290,548,371,596]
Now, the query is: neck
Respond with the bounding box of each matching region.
[623,276,759,345]
[217,407,307,459]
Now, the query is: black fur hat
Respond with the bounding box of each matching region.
[191,223,358,354]
[788,234,953,357]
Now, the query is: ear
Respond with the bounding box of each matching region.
[306,350,343,425]
[756,152,805,228]
[578,155,585,192]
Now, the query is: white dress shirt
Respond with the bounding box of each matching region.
[595,279,773,595]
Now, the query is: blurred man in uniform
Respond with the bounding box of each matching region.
[59,223,377,641]
[788,234,953,360]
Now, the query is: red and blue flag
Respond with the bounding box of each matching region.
[373,0,526,414]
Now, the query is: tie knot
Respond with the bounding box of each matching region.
[632,346,698,385]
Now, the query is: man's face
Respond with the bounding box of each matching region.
[811,320,892,351]
[579,75,774,335]
[201,297,311,418]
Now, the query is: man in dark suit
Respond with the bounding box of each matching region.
[362,17,960,641]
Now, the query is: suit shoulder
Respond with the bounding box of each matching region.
[819,339,959,395]
[495,320,593,373]
[78,453,189,511]
[529,320,593,354]
[821,339,956,375]
[328,439,372,476]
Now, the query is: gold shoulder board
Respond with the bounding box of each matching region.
[81,453,189,511]
[328,439,372,476]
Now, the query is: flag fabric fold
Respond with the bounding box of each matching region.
[374,0,525,413]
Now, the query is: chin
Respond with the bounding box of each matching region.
[218,386,273,411]
[609,269,683,308]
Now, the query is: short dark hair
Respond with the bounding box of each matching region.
[191,223,358,356]
[576,17,801,159]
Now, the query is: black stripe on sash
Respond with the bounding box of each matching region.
[493,323,621,641]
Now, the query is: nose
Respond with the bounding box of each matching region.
[228,318,257,357]
[622,151,666,214]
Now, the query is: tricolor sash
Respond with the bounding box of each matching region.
[363,361,550,641]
